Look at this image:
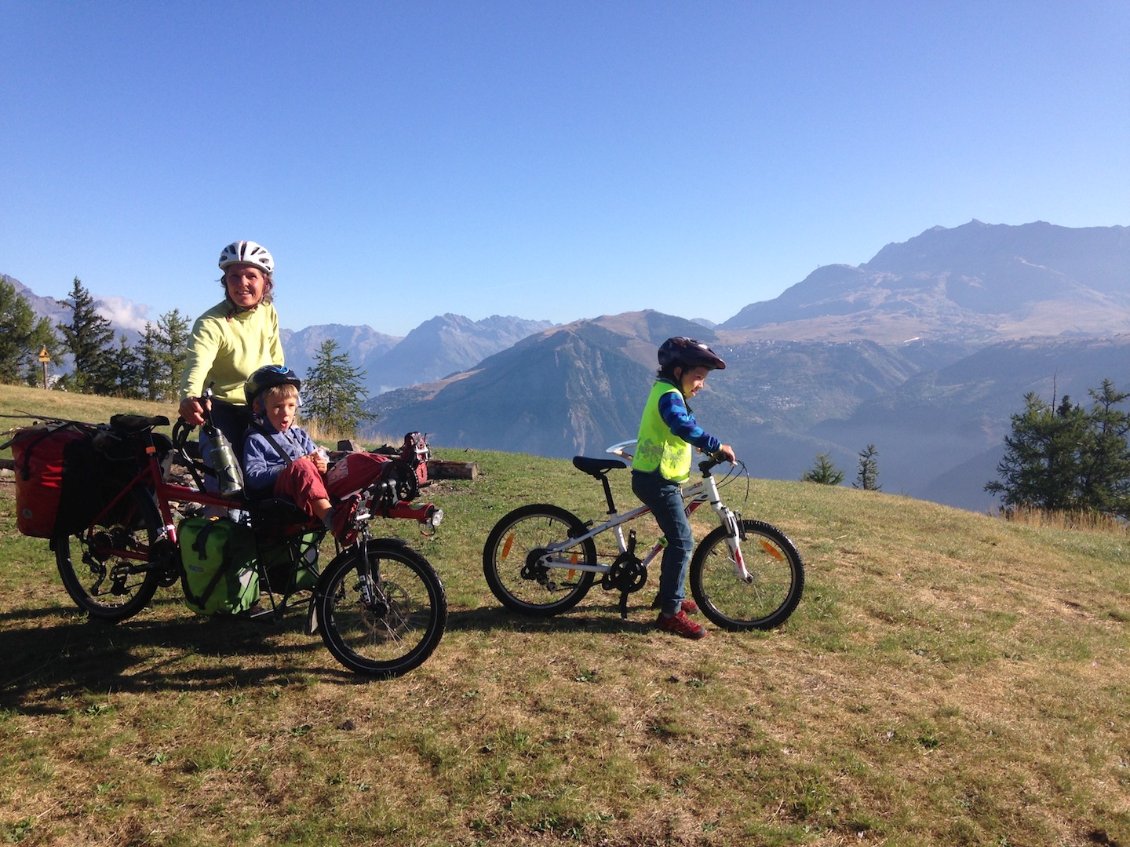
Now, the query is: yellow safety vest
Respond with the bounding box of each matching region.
[632,380,692,482]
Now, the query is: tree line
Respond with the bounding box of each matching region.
[8,275,1130,516]
[985,381,1130,519]
[804,385,1130,522]
[1,276,371,435]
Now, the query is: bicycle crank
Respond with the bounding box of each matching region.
[600,551,647,619]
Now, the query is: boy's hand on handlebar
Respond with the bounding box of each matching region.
[713,444,736,463]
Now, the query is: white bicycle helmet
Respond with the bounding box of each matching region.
[218,240,274,274]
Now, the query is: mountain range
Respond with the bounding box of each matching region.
[362,221,1130,512]
[5,220,1128,512]
[281,313,555,396]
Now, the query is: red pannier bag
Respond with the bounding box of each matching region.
[6,422,90,538]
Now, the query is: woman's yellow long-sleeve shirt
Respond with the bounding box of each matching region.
[179,299,284,406]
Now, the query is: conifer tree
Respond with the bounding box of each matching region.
[302,339,374,437]
[58,277,116,394]
[853,443,881,490]
[802,453,844,485]
[109,333,143,398]
[986,382,1130,517]
[156,308,190,400]
[135,322,164,401]
[0,276,57,384]
[1076,380,1130,518]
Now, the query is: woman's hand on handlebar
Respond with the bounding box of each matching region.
[179,396,206,426]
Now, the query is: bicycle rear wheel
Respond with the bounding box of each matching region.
[482,504,597,616]
[53,490,165,622]
[316,539,446,678]
[690,519,804,630]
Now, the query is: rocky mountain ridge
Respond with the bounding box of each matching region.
[722,220,1130,342]
[362,221,1130,512]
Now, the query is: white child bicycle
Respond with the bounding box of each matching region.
[483,441,804,629]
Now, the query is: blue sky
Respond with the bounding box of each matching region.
[3,1,1128,337]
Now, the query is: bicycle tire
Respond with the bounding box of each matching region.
[482,504,597,616]
[690,519,804,631]
[53,489,165,623]
[316,539,447,678]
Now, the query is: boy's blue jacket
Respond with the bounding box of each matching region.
[242,419,318,491]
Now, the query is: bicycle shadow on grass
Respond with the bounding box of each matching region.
[447,600,661,637]
[0,598,362,714]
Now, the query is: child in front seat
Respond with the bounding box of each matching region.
[241,365,352,541]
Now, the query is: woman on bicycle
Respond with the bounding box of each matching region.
[178,240,285,473]
[631,337,735,640]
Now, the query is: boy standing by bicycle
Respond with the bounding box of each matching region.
[632,337,735,640]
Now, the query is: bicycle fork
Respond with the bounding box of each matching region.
[701,476,755,585]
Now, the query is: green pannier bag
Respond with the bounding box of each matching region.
[179,516,260,615]
[258,531,321,593]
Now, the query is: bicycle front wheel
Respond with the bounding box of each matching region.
[316,539,447,678]
[482,504,597,616]
[690,519,804,630]
[53,490,164,622]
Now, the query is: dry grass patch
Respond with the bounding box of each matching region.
[0,385,1127,845]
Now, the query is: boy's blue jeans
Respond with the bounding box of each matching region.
[631,470,693,616]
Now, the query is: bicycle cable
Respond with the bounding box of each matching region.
[716,457,752,511]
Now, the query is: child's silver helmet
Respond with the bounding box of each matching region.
[219,240,274,274]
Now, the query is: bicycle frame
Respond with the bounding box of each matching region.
[537,465,752,583]
[51,413,450,677]
[484,441,803,630]
[84,439,248,560]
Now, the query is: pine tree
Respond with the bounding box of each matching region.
[985,383,1130,517]
[853,443,881,490]
[58,277,116,394]
[989,393,1087,511]
[155,308,190,401]
[302,339,374,437]
[0,276,57,384]
[1077,380,1130,518]
[135,322,164,402]
[802,453,844,485]
[109,333,144,398]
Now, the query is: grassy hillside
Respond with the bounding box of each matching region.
[0,386,1126,846]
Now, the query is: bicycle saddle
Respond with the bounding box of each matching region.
[572,456,627,477]
[110,413,170,433]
